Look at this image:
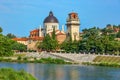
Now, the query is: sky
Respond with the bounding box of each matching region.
[0,0,120,37]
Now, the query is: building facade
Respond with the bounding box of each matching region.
[13,11,80,50]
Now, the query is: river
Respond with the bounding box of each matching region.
[0,62,120,80]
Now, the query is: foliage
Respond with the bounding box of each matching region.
[37,25,120,54]
[60,26,120,54]
[0,27,26,56]
[0,68,36,80]
[11,41,27,52]
[60,40,79,53]
[0,27,2,33]
[17,56,22,60]
[0,35,14,56]
[23,57,28,61]
[6,33,16,39]
[79,27,102,53]
[116,30,120,38]
[38,34,52,51]
[0,27,14,56]
[38,27,58,51]
[79,27,120,54]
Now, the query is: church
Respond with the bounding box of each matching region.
[13,11,80,50]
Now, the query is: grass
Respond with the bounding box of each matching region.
[35,57,72,64]
[83,56,120,67]
[0,68,36,80]
[0,57,72,64]
[93,56,120,64]
[13,53,27,57]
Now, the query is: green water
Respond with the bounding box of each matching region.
[0,62,120,80]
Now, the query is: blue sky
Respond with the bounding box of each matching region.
[0,0,120,37]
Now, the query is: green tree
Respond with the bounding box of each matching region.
[38,27,58,51]
[11,41,27,52]
[116,30,120,38]
[50,27,58,50]
[60,37,79,53]
[101,35,110,53]
[38,34,52,51]
[0,27,2,33]
[6,33,16,39]
[52,27,56,40]
[81,27,102,53]
[0,35,14,56]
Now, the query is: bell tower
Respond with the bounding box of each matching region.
[66,12,80,41]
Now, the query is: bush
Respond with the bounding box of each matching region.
[0,68,36,80]
[34,57,37,60]
[17,56,22,60]
[23,57,28,61]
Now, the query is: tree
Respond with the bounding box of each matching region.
[60,36,79,53]
[6,33,16,39]
[0,27,2,33]
[0,27,14,56]
[11,41,27,52]
[106,24,111,27]
[38,34,52,51]
[0,35,14,56]
[52,27,56,40]
[101,35,110,53]
[38,27,58,51]
[116,30,120,38]
[80,27,102,53]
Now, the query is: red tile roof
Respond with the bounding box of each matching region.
[12,37,44,41]
[12,38,28,41]
[29,37,44,41]
[56,32,65,35]
[30,29,39,33]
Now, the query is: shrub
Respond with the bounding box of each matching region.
[0,68,36,80]
[17,56,22,60]
[23,57,28,61]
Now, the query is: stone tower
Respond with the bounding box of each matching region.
[43,11,59,36]
[66,12,80,41]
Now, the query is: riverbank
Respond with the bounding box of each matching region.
[0,68,36,80]
[0,57,73,64]
[1,53,120,67]
[83,56,120,67]
[83,62,120,67]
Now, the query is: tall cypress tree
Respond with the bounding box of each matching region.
[51,27,58,51]
[52,27,56,40]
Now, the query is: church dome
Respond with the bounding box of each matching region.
[44,11,59,23]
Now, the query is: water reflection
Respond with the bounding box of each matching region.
[0,63,120,80]
[33,64,81,80]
